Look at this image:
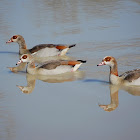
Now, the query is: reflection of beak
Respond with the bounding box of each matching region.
[16,60,22,65]
[6,39,13,43]
[16,85,24,90]
[7,67,18,73]
[97,61,105,66]
[99,105,107,109]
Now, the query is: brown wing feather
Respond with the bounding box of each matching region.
[56,45,67,50]
[56,44,76,50]
[39,60,84,70]
[39,61,61,70]
[29,44,75,53]
[120,69,140,82]
[29,44,58,54]
[61,60,81,66]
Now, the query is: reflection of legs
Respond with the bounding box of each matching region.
[8,62,27,73]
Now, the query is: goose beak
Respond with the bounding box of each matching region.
[16,60,22,65]
[6,39,13,43]
[97,61,105,66]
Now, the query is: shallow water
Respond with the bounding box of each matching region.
[0,0,140,140]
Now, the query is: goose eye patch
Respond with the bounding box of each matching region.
[105,57,111,62]
[13,36,17,39]
[22,55,27,59]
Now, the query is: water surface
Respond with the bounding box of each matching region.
[0,0,140,140]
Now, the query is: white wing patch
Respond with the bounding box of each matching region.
[73,64,82,72]
[60,48,69,56]
[38,65,72,75]
[33,47,59,57]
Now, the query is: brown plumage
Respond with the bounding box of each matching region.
[29,44,58,54]
[39,61,61,70]
[120,69,140,82]
[39,60,86,70]
[16,54,86,75]
[6,35,76,56]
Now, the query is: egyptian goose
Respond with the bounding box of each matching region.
[97,56,140,86]
[6,35,76,57]
[16,54,86,75]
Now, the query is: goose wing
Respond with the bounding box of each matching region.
[39,61,61,70]
[119,69,140,82]
[29,44,58,54]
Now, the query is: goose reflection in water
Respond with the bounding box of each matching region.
[99,85,140,112]
[16,71,85,94]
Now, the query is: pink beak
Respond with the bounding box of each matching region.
[97,61,105,66]
[6,39,13,43]
[16,60,22,65]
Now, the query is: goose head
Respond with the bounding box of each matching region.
[6,35,21,43]
[97,56,117,68]
[16,54,33,65]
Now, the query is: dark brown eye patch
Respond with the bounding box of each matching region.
[104,57,111,62]
[13,35,17,39]
[22,55,27,59]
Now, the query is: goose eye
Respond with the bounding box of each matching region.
[13,36,17,39]
[22,55,27,59]
[105,57,111,62]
